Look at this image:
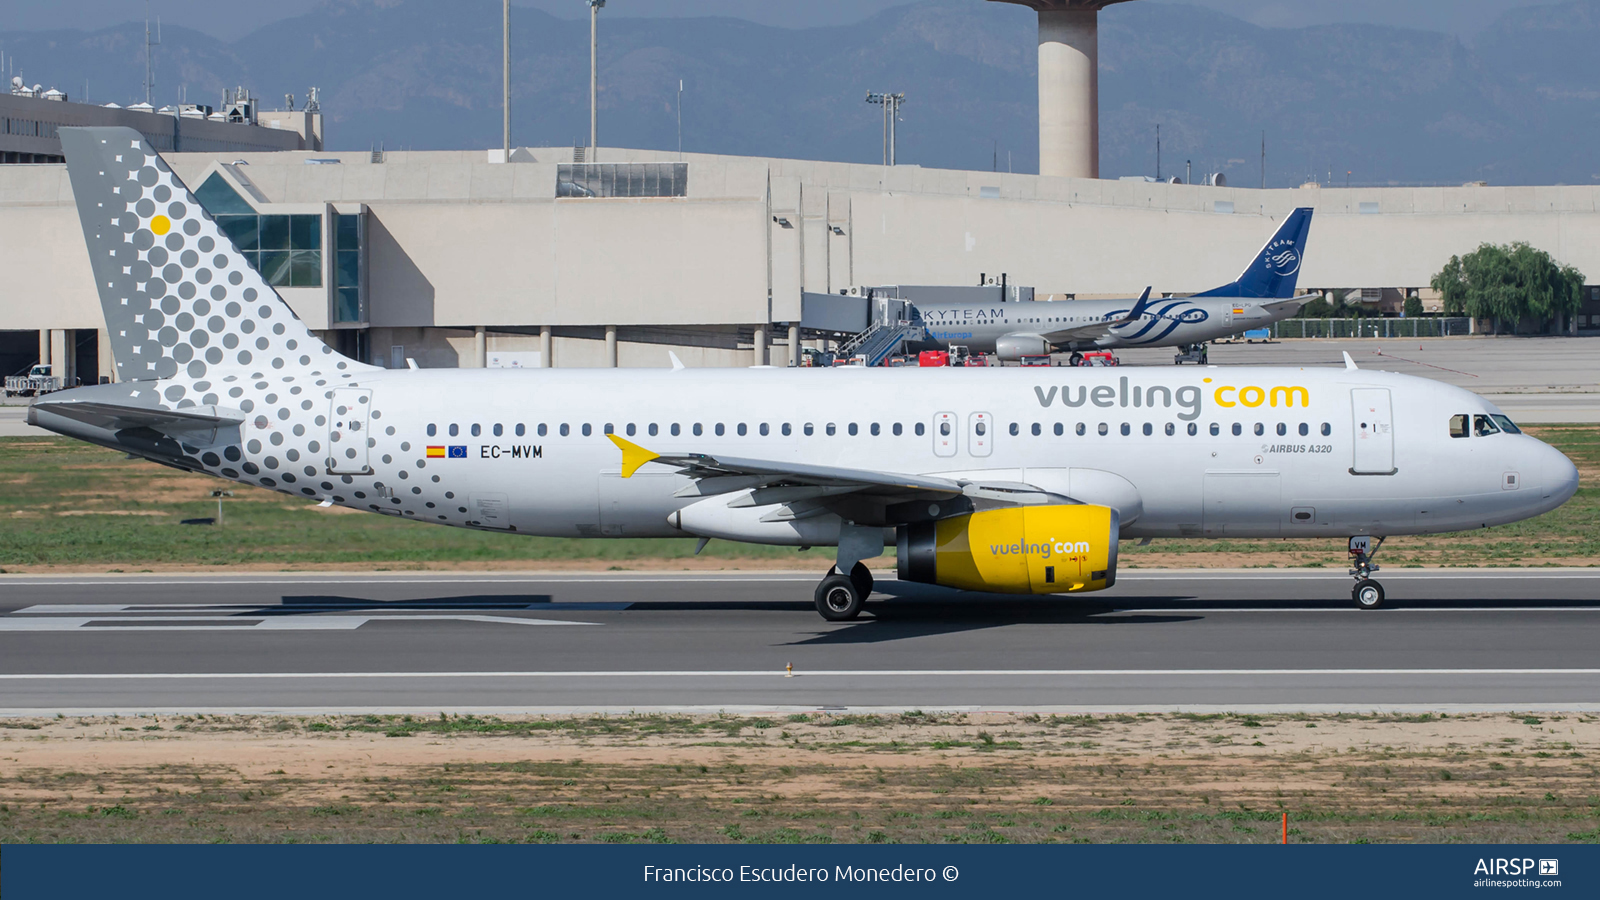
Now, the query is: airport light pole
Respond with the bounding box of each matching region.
[589,0,605,161]
[865,92,905,166]
[502,0,510,162]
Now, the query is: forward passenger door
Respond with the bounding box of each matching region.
[1351,388,1396,475]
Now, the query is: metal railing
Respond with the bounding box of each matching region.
[1264,317,1473,339]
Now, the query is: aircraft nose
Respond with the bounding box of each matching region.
[1536,440,1579,508]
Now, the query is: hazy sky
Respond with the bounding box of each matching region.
[0,0,1569,41]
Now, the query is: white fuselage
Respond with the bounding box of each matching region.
[71,364,1568,546]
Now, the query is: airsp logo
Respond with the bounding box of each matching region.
[1262,238,1300,277]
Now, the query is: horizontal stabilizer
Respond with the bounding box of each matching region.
[30,399,244,444]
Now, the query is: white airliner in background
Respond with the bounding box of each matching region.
[916,208,1316,362]
[31,127,1579,620]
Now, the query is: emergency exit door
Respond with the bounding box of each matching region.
[1351,388,1395,475]
[327,388,372,475]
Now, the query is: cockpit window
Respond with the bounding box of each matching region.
[1473,414,1501,437]
[1449,414,1469,438]
[1490,414,1521,435]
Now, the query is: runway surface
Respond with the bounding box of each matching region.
[3,569,1599,714]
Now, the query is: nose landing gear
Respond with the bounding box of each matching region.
[1348,535,1386,609]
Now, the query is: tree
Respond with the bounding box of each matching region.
[1431,242,1584,334]
[1403,295,1424,318]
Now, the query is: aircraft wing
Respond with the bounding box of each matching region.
[30,398,245,444]
[1041,287,1153,343]
[608,435,1061,505]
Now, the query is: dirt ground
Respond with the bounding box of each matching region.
[3,712,1597,844]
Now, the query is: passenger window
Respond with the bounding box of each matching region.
[782,423,792,436]
[1276,423,1287,436]
[1098,423,1108,436]
[1449,414,1469,438]
[671,423,681,436]
[1474,414,1500,436]
[715,423,726,436]
[559,424,570,437]
[736,423,747,436]
[1009,423,1020,436]
[939,422,950,436]
[1142,423,1153,436]
[1298,423,1308,436]
[648,423,659,437]
[1032,423,1042,436]
[1321,422,1331,436]
[974,421,986,436]
[893,423,903,436]
[626,423,636,437]
[805,423,815,436]
[848,423,858,436]
[449,424,460,437]
[493,424,503,437]
[827,423,837,436]
[582,424,593,436]
[693,423,703,436]
[1232,423,1242,436]
[538,424,548,437]
[1165,423,1175,436]
[1076,423,1086,436]
[759,423,769,436]
[1254,423,1265,436]
[427,424,437,437]
[1054,423,1064,436]
[1209,423,1219,436]
[916,422,926,436]
[870,423,880,436]
[471,424,482,437]
[516,424,525,437]
[1188,423,1198,436]
[1120,423,1130,436]
[603,424,614,435]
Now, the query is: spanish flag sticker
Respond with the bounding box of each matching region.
[426,446,446,458]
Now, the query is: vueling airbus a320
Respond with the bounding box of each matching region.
[31,127,1578,620]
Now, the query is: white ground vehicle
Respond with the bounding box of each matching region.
[4,364,65,398]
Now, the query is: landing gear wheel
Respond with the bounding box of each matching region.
[849,562,875,598]
[1352,579,1385,610]
[815,573,864,621]
[1068,352,1083,367]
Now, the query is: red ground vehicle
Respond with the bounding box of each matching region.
[962,353,991,367]
[1076,351,1120,367]
[917,350,950,367]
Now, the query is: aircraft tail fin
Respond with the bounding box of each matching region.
[58,126,367,386]
[1192,207,1313,299]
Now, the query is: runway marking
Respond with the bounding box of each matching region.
[1,668,1597,679]
[0,615,595,632]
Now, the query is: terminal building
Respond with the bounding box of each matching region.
[3,0,1599,384]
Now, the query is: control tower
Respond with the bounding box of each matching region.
[989,0,1138,179]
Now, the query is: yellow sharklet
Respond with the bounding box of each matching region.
[607,434,661,478]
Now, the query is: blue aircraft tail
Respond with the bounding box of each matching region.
[1191,208,1313,299]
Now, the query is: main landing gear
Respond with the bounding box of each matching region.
[814,562,874,621]
[1067,351,1084,367]
[1348,535,1386,610]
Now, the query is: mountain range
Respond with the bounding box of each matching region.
[4,0,1600,186]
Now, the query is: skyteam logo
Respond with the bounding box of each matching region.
[1262,238,1301,276]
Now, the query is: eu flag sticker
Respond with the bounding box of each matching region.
[448,446,468,458]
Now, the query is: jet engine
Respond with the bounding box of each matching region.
[897,504,1118,594]
[994,333,1051,361]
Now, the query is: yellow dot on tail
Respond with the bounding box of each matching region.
[150,215,170,235]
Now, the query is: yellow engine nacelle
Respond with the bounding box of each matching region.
[896,505,1119,594]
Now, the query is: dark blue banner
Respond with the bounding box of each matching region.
[2,844,1593,898]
